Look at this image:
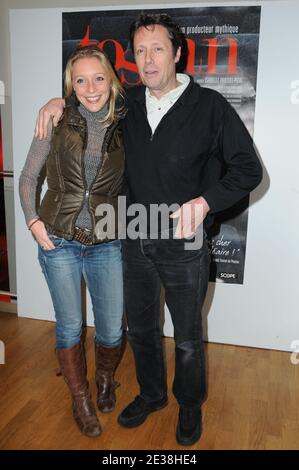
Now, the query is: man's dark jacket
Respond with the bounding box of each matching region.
[122,77,262,229]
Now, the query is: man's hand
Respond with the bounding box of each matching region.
[34,98,65,140]
[170,196,210,239]
[28,219,55,250]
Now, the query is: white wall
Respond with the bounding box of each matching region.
[11,9,62,321]
[9,1,299,351]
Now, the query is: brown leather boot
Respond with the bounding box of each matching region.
[57,342,102,437]
[95,336,126,413]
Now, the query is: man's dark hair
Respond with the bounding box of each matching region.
[129,12,185,57]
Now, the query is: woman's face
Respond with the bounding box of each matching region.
[72,56,111,112]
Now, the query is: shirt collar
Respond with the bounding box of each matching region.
[145,73,190,104]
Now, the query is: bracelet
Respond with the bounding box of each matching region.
[28,217,40,231]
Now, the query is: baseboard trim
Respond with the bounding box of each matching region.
[0,301,17,314]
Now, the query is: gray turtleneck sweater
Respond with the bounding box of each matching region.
[19,103,107,230]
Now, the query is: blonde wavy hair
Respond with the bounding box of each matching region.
[64,45,124,127]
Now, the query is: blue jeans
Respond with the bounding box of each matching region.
[122,234,210,407]
[38,236,123,349]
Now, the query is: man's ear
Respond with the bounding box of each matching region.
[174,46,181,64]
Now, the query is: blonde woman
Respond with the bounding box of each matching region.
[19,46,126,438]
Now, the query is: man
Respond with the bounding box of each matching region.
[35,13,262,446]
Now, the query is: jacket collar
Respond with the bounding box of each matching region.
[64,94,86,127]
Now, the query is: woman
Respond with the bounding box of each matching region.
[19,45,126,438]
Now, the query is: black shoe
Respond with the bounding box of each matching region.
[118,395,168,428]
[176,405,202,446]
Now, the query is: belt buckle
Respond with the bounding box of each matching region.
[73,227,93,245]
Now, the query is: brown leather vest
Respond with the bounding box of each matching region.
[38,98,125,243]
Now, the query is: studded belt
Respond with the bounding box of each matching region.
[72,227,93,245]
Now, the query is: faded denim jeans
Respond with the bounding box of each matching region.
[38,236,123,349]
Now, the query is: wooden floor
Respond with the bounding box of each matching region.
[0,312,298,450]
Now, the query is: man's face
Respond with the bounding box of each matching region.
[133,25,181,98]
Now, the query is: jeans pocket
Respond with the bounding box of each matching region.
[41,234,65,252]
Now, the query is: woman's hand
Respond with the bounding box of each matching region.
[34,98,65,140]
[28,219,55,250]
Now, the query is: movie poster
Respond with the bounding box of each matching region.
[63,5,261,284]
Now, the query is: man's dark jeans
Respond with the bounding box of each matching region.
[122,233,210,407]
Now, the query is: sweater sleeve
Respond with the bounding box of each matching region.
[201,102,263,214]
[19,122,52,225]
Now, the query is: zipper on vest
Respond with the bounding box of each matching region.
[70,123,90,237]
[88,121,119,240]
